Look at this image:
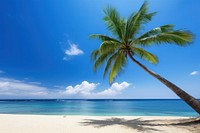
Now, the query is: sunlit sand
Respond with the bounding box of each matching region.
[0,114,199,133]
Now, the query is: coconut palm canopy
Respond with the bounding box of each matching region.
[90,2,193,84]
[90,2,200,114]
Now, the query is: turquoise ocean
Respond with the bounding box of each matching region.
[0,99,199,116]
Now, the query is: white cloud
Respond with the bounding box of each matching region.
[97,82,130,96]
[65,40,84,56]
[190,71,199,76]
[65,81,99,96]
[65,81,130,97]
[0,78,48,97]
[0,77,130,99]
[29,82,41,85]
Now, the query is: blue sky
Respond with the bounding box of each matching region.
[0,0,199,99]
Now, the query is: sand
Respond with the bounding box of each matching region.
[0,114,199,133]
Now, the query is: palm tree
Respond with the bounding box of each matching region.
[90,2,200,114]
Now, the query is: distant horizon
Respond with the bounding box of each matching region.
[0,98,200,100]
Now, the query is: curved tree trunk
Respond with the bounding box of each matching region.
[128,52,200,114]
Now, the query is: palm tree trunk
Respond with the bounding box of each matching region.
[128,52,200,114]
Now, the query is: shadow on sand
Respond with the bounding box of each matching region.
[80,117,200,133]
[81,117,161,132]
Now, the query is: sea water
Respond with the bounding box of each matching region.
[0,99,199,116]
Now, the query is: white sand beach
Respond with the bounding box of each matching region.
[0,114,199,133]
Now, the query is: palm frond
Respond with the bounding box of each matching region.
[93,41,119,72]
[89,34,121,44]
[103,6,125,40]
[135,30,193,46]
[99,41,120,53]
[109,51,127,83]
[134,25,174,42]
[93,51,114,72]
[103,52,118,78]
[91,49,99,60]
[131,47,158,64]
[125,1,156,41]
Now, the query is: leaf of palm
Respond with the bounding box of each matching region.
[93,52,112,72]
[99,41,120,53]
[103,52,118,78]
[131,47,158,64]
[91,49,99,60]
[125,1,156,41]
[89,34,121,44]
[109,51,127,83]
[134,25,174,42]
[135,30,193,46]
[93,41,119,72]
[103,6,125,40]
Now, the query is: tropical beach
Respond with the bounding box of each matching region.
[0,0,200,133]
[0,114,199,133]
[0,99,199,133]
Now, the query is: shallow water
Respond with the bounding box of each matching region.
[0,99,199,116]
